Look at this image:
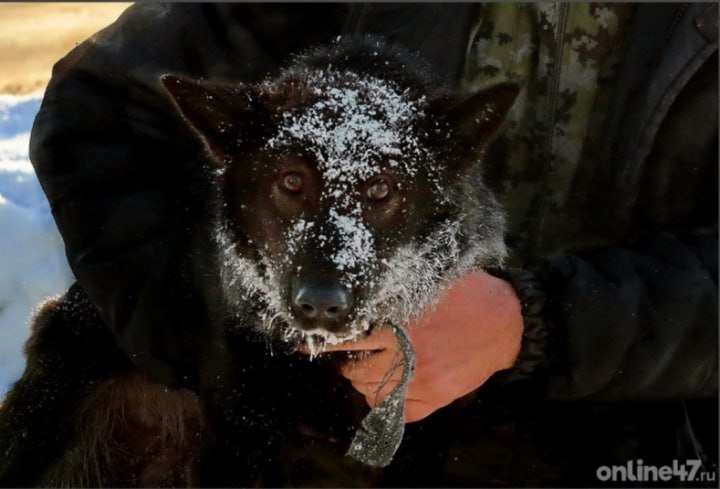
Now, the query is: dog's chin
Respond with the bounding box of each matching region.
[279,319,377,357]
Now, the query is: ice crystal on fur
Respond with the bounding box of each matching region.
[215,223,292,332]
[327,206,375,284]
[206,55,508,353]
[266,69,425,183]
[217,219,373,349]
[215,203,506,355]
[265,69,437,293]
[357,216,505,330]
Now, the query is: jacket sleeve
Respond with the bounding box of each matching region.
[29,3,349,388]
[499,7,718,402]
[508,231,718,401]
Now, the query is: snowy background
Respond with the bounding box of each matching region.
[0,3,130,399]
[0,94,74,397]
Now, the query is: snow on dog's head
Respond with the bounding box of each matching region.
[161,37,518,352]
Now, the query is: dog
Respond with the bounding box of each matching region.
[0,37,517,487]
[159,36,518,485]
[162,37,515,354]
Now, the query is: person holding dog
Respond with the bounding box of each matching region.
[8,3,717,486]
[328,4,718,484]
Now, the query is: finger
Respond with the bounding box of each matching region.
[352,379,402,401]
[360,391,435,423]
[370,380,403,406]
[357,372,423,408]
[341,349,403,381]
[320,327,398,352]
[356,383,396,406]
[362,382,398,408]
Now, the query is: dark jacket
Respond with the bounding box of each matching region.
[24,2,719,486]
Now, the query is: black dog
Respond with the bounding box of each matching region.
[163,37,515,352]
[0,37,517,487]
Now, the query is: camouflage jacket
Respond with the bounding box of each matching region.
[353,3,718,260]
[350,0,718,379]
[463,3,635,260]
[349,3,718,485]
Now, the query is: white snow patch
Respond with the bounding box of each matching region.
[353,219,467,329]
[328,206,375,277]
[0,94,74,397]
[265,69,434,289]
[216,221,291,333]
[266,70,425,186]
[215,67,508,357]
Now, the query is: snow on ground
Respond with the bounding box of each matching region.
[0,94,74,397]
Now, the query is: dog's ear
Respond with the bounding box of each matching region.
[441,82,520,151]
[161,74,261,167]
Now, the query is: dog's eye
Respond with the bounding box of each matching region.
[366,178,391,202]
[280,172,304,193]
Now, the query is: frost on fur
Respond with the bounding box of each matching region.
[264,69,443,292]
[162,38,517,353]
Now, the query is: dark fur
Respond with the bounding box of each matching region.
[0,38,516,487]
[0,286,202,487]
[165,37,516,348]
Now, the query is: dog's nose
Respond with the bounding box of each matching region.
[292,283,353,322]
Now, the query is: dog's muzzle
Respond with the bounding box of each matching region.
[291,280,355,333]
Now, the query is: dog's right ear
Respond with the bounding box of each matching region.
[161,74,260,167]
[443,82,520,150]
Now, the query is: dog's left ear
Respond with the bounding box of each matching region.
[161,74,261,167]
[442,82,520,150]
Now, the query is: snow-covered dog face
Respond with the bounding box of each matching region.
[162,40,517,352]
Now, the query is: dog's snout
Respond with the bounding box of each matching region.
[292,283,353,323]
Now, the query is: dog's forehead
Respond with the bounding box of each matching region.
[259,70,452,288]
[266,69,430,189]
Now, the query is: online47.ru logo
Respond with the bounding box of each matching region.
[596,459,717,483]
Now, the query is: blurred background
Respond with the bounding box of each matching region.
[0,3,132,94]
[0,2,131,397]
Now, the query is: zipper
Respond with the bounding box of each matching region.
[542,2,570,167]
[527,2,570,256]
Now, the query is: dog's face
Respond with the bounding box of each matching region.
[162,47,517,352]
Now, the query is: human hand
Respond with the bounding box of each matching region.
[319,270,524,422]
